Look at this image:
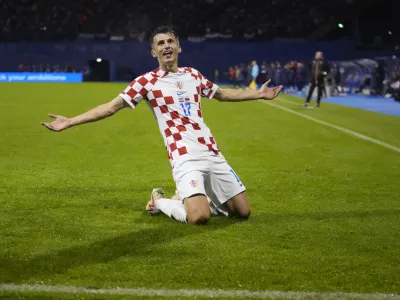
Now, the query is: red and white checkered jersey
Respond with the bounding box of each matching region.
[119,67,220,167]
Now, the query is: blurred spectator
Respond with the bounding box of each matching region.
[385,67,400,102]
[286,61,298,92]
[328,64,341,95]
[226,66,236,86]
[374,61,386,96]
[249,60,259,90]
[234,65,243,88]
[268,63,277,87]
[240,63,247,86]
[259,61,268,86]
[297,62,307,92]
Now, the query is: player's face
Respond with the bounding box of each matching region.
[151,33,181,65]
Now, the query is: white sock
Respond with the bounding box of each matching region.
[154,199,187,223]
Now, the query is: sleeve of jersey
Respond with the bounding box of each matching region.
[119,75,150,108]
[199,73,219,100]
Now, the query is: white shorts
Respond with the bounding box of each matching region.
[172,155,246,207]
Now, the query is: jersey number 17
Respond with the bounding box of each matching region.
[180,103,191,116]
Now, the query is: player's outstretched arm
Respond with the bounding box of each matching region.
[214,80,283,102]
[40,96,129,132]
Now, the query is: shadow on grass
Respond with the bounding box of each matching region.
[0,215,235,283]
[2,207,398,283]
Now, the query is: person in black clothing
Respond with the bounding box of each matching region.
[304,51,330,108]
[259,61,268,86]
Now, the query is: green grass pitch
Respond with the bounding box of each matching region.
[0,82,399,299]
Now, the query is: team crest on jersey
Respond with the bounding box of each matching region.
[176,81,184,90]
[189,180,199,188]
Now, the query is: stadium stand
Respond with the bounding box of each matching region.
[0,0,357,41]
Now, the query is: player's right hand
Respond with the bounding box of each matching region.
[40,114,72,132]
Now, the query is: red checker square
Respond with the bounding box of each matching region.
[139,87,147,97]
[150,99,158,108]
[131,99,138,106]
[192,123,201,130]
[198,137,206,144]
[159,105,169,114]
[166,120,175,127]
[153,90,163,98]
[181,117,190,125]
[164,128,172,137]
[150,77,158,85]
[206,81,213,88]
[164,96,174,105]
[197,110,202,118]
[196,86,201,94]
[191,74,198,80]
[127,88,137,98]
[176,125,186,132]
[170,111,180,119]
[137,76,149,86]
[172,132,182,141]
[194,94,199,102]
[212,150,219,155]
[210,137,215,144]
[178,146,187,155]
[169,142,177,152]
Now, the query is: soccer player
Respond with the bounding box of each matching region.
[41,25,283,225]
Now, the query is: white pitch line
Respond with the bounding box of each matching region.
[262,100,400,154]
[276,98,305,106]
[0,283,399,300]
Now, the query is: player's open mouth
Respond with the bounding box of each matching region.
[163,50,173,57]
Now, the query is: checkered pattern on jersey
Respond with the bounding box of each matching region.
[197,136,219,155]
[147,88,207,161]
[120,72,159,107]
[184,67,216,99]
[120,67,220,164]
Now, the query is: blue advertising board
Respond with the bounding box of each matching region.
[0,72,82,83]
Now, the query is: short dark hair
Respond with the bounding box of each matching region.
[149,25,179,47]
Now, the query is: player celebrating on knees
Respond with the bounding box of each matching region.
[41,25,283,225]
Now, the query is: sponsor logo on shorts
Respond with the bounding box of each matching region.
[189,180,199,188]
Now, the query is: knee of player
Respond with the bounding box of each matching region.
[187,210,210,225]
[234,207,251,220]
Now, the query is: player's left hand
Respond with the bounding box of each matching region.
[258,80,283,100]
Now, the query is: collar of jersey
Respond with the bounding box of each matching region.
[154,67,187,78]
